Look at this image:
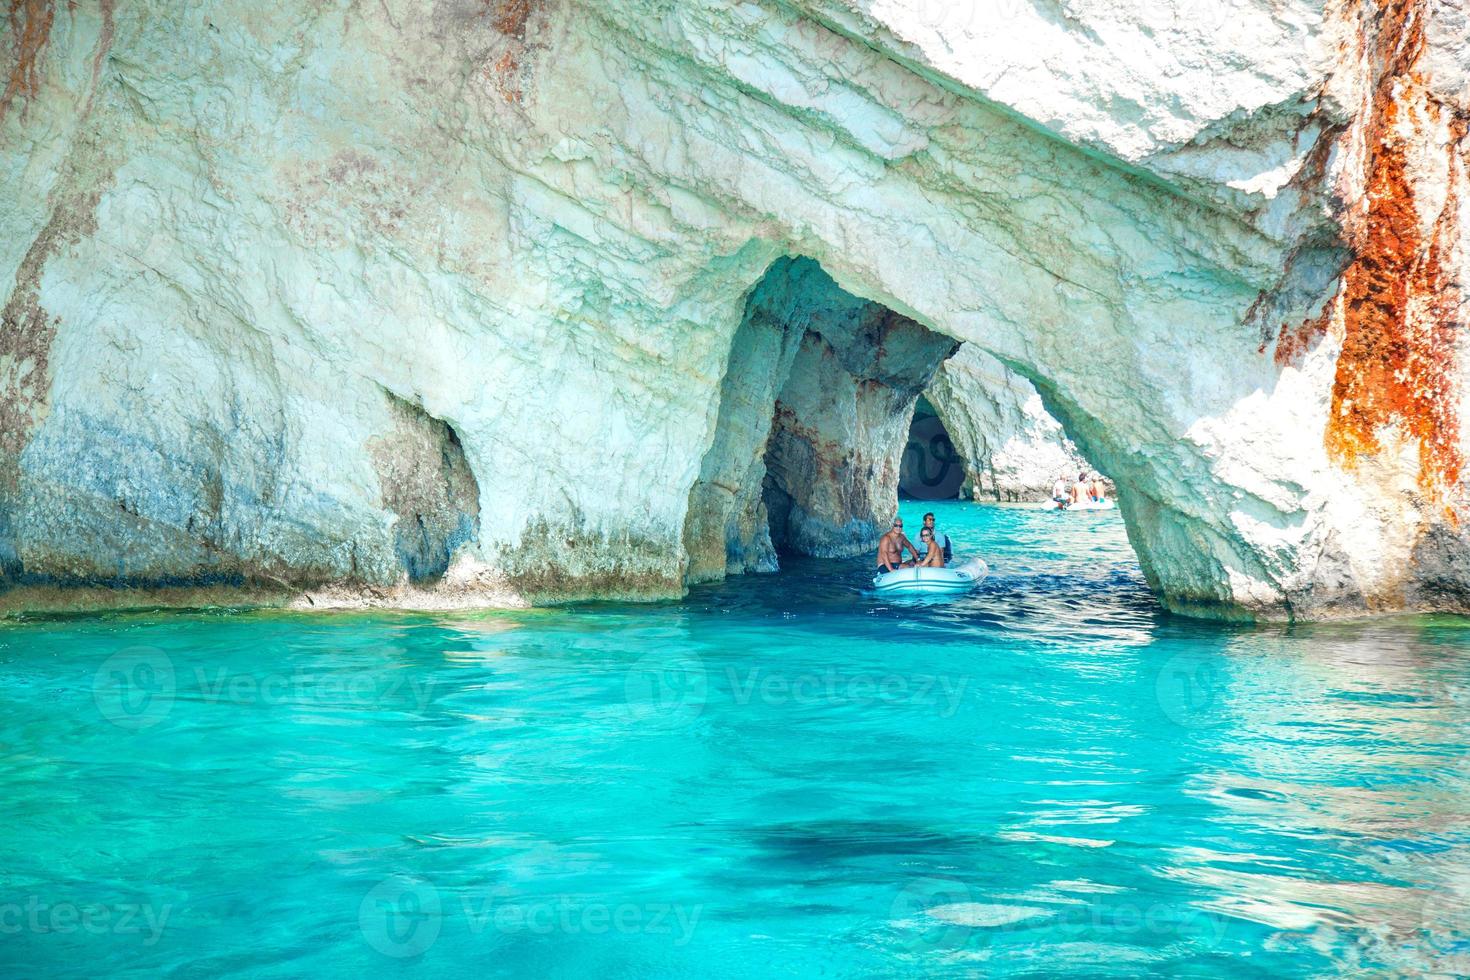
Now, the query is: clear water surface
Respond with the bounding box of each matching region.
[2,501,1468,977]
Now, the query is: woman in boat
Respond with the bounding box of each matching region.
[916,528,946,567]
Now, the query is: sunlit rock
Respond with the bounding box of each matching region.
[1,0,1467,618]
[923,346,1098,502]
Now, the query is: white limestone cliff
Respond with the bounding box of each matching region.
[2,0,1467,619]
[923,345,1099,502]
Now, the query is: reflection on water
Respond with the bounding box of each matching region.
[0,501,1467,977]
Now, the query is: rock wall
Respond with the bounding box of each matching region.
[923,345,1099,502]
[683,256,954,582]
[761,265,957,559]
[2,0,1467,619]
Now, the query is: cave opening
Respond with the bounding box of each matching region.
[682,256,958,584]
[915,345,1114,504]
[898,395,970,502]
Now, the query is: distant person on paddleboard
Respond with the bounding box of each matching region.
[921,512,952,565]
[877,518,920,572]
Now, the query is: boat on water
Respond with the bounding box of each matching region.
[872,557,989,595]
[1041,499,1116,511]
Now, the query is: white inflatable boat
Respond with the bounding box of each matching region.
[1041,499,1116,511]
[872,557,989,595]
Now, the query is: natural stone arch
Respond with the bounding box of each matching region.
[1,0,1464,620]
[923,346,1102,503]
[681,256,955,584]
[897,395,970,503]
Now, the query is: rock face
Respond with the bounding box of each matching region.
[2,0,1467,619]
[684,257,954,582]
[922,345,1099,502]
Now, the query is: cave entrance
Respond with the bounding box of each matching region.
[682,257,958,584]
[898,396,970,501]
[919,344,1111,503]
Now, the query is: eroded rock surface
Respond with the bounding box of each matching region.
[762,283,956,558]
[684,257,954,581]
[2,0,1467,618]
[923,346,1099,502]
[368,393,480,583]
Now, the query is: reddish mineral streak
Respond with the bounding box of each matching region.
[1273,313,1330,367]
[491,50,521,103]
[1,0,55,121]
[492,0,533,39]
[484,0,535,103]
[1323,0,1466,500]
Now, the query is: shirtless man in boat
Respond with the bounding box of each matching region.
[876,518,920,572]
[1071,472,1090,506]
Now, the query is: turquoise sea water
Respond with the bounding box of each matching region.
[2,500,1468,977]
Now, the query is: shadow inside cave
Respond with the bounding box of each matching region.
[681,256,959,584]
[898,396,970,502]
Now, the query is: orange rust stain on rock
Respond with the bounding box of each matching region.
[1324,0,1466,499]
[482,0,537,103]
[491,51,521,103]
[1273,314,1330,367]
[491,0,533,38]
[1,0,56,121]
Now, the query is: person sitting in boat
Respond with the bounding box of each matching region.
[1089,474,1107,504]
[915,528,946,568]
[1052,475,1070,510]
[920,512,952,565]
[1071,472,1090,506]
[876,518,921,572]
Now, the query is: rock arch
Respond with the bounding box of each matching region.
[924,346,1101,503]
[682,256,955,584]
[897,395,970,503]
[1,0,1465,619]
